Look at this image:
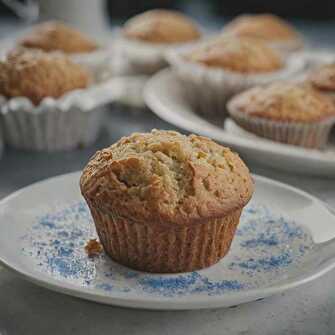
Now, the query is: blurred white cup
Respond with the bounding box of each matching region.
[1,0,109,36]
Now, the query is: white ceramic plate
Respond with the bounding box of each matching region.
[144,69,335,176]
[1,172,335,310]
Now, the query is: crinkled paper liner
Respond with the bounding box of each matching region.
[88,203,242,273]
[0,79,116,152]
[227,105,335,149]
[166,45,306,120]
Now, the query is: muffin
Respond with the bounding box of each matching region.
[222,14,303,53]
[18,21,111,76]
[0,48,90,105]
[119,9,201,74]
[227,82,335,149]
[185,36,283,73]
[0,49,109,151]
[19,21,97,54]
[80,129,254,273]
[167,35,303,119]
[123,9,200,44]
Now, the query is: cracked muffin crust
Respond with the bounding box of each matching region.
[185,36,283,73]
[0,48,90,105]
[228,82,335,122]
[222,14,301,43]
[19,21,97,53]
[81,130,253,224]
[123,9,201,44]
[80,130,254,272]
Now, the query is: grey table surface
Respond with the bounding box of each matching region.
[1,18,335,335]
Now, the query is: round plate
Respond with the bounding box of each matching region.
[1,172,335,310]
[144,69,335,176]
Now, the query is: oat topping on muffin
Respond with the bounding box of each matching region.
[19,21,97,53]
[80,129,253,225]
[228,82,335,122]
[123,9,201,44]
[223,14,300,42]
[309,63,335,92]
[0,48,90,105]
[185,36,283,73]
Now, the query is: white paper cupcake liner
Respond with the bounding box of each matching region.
[227,105,335,149]
[0,80,116,152]
[166,44,306,120]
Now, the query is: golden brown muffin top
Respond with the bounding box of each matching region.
[185,36,283,73]
[228,82,335,122]
[19,21,97,53]
[309,63,335,92]
[80,130,254,226]
[222,14,300,42]
[123,9,201,44]
[0,48,90,105]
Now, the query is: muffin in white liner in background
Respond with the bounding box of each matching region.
[0,49,115,152]
[117,9,202,75]
[166,36,305,121]
[18,21,112,77]
[227,82,335,149]
[221,14,304,55]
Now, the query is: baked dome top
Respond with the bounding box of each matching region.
[185,36,283,73]
[80,130,254,225]
[0,48,90,105]
[19,21,97,53]
[222,14,300,42]
[123,9,200,44]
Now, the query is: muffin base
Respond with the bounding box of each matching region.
[88,205,242,273]
[227,106,335,149]
[1,97,106,151]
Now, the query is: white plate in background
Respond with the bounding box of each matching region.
[144,69,335,176]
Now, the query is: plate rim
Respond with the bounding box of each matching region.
[1,171,335,310]
[143,69,335,168]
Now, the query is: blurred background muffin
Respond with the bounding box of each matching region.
[167,35,302,120]
[123,9,200,44]
[19,21,98,54]
[227,82,335,149]
[185,36,283,73]
[0,48,111,151]
[221,14,303,53]
[0,48,90,104]
[118,9,202,75]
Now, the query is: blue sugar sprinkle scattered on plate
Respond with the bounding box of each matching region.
[21,202,314,297]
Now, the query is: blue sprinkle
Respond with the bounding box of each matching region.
[241,233,279,247]
[39,219,56,229]
[96,283,113,291]
[236,252,292,271]
[20,201,314,297]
